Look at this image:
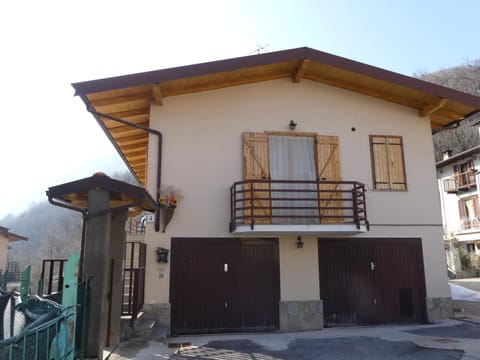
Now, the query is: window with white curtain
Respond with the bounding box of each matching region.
[269,135,319,224]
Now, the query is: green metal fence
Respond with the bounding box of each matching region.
[0,253,85,360]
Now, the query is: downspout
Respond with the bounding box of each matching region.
[47,195,88,280]
[86,106,163,232]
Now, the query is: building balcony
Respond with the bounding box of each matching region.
[443,171,477,193]
[230,179,369,235]
[459,217,480,232]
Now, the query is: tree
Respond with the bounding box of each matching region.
[416,60,480,161]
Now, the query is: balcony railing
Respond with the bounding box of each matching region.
[460,217,480,231]
[230,179,369,233]
[444,171,477,193]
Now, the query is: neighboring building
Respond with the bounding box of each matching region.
[0,226,28,283]
[72,47,480,334]
[437,141,480,277]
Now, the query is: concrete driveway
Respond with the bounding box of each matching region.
[106,319,480,360]
[451,278,480,292]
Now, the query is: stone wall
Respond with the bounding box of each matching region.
[426,297,453,322]
[279,300,323,331]
[142,303,171,335]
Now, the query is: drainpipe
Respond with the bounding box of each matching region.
[86,106,163,232]
[47,195,88,280]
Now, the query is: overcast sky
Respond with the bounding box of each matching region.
[1,0,479,219]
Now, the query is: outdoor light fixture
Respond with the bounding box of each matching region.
[296,236,304,249]
[289,120,297,130]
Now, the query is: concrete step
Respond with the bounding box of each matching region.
[134,317,156,339]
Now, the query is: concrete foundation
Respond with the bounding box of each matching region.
[142,303,171,335]
[279,300,323,331]
[426,297,453,322]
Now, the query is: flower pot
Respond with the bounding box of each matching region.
[161,207,175,233]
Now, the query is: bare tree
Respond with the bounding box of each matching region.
[416,60,480,161]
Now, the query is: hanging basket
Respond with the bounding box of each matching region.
[161,207,175,233]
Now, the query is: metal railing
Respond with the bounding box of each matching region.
[230,179,369,232]
[122,242,146,318]
[38,259,67,297]
[460,217,480,231]
[443,171,477,193]
[126,218,145,235]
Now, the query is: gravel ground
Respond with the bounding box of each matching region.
[170,337,463,360]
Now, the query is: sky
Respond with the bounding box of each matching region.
[1,0,479,219]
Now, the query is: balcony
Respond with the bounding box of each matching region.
[444,171,477,193]
[230,180,369,235]
[460,217,480,232]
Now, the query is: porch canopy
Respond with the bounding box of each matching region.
[46,172,157,217]
[72,47,480,186]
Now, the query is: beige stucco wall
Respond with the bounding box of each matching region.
[0,234,9,274]
[142,78,449,305]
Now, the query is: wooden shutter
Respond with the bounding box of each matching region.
[243,132,271,224]
[473,195,479,228]
[316,135,342,224]
[370,135,406,190]
[387,137,406,190]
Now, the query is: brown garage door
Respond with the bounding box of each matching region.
[170,238,280,335]
[319,238,427,326]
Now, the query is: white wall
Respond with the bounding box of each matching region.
[142,78,449,304]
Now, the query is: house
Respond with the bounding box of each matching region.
[436,116,480,277]
[72,47,480,334]
[0,226,28,287]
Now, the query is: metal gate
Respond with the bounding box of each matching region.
[122,242,146,318]
[170,238,280,335]
[319,238,427,326]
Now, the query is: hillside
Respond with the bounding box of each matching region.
[416,60,480,161]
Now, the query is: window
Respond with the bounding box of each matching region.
[453,160,476,189]
[458,195,479,230]
[242,132,342,224]
[370,135,407,190]
[466,243,476,253]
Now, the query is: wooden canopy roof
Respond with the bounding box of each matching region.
[46,173,157,216]
[72,47,480,186]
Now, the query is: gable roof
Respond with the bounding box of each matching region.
[0,226,28,242]
[72,47,480,186]
[436,144,480,168]
[46,173,157,216]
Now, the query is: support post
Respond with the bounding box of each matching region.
[106,209,128,347]
[84,188,111,359]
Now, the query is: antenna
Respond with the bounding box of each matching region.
[249,44,270,55]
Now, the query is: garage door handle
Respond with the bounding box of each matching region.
[225,301,228,309]
[370,261,376,271]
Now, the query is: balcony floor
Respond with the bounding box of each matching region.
[232,224,369,236]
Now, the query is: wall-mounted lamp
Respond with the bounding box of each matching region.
[296,236,304,249]
[289,120,297,130]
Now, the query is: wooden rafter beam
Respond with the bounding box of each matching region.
[419,98,447,117]
[293,59,311,83]
[306,72,423,109]
[151,84,163,105]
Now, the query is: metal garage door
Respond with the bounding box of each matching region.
[170,238,280,335]
[319,238,427,326]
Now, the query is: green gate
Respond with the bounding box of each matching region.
[0,253,87,359]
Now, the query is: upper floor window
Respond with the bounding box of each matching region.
[459,195,479,230]
[370,135,407,191]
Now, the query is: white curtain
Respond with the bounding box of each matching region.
[269,135,319,224]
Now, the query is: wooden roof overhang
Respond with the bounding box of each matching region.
[72,47,480,186]
[0,226,28,242]
[46,173,158,217]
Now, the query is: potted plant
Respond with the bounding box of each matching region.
[158,185,183,232]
